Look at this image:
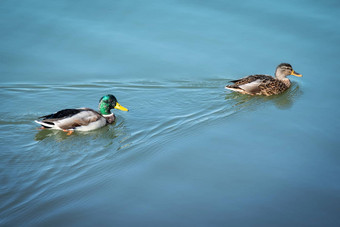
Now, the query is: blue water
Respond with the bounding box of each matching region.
[1,0,340,226]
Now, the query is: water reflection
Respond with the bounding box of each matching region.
[34,128,70,141]
[271,83,303,109]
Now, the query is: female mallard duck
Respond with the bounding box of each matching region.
[35,94,128,134]
[225,63,302,96]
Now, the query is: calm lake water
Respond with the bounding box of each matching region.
[1,0,340,226]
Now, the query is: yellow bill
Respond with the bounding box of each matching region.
[291,70,302,77]
[114,102,128,111]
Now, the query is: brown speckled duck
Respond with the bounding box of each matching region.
[225,63,302,96]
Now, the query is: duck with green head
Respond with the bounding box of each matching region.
[35,94,128,134]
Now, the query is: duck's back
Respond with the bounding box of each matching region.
[229,75,273,85]
[40,109,84,120]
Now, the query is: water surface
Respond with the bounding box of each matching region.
[1,0,340,226]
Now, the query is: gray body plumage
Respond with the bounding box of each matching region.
[35,108,115,131]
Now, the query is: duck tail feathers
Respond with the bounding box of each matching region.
[225,86,243,92]
[35,120,54,128]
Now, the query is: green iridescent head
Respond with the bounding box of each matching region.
[98,94,128,115]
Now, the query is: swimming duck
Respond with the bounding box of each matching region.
[35,94,128,134]
[225,63,302,96]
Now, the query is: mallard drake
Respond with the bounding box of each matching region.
[225,63,302,96]
[35,94,128,134]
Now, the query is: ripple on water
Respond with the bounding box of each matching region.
[0,79,304,225]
